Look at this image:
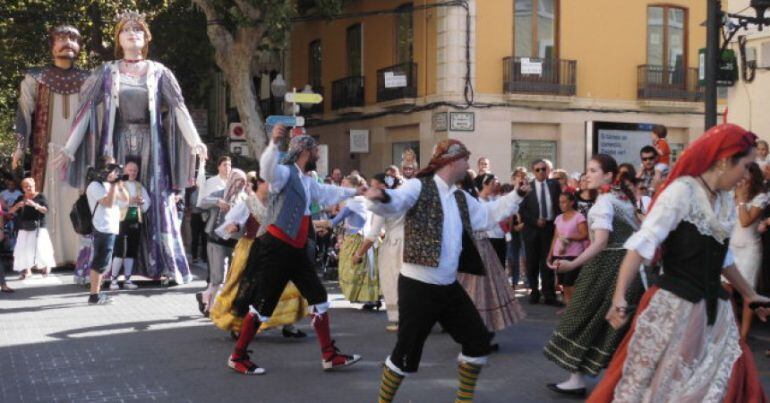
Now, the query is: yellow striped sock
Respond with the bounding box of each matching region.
[378,366,404,403]
[455,362,483,402]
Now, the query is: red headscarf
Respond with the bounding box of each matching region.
[416,139,470,178]
[650,123,757,210]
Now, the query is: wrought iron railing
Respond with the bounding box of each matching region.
[502,56,577,96]
[331,76,365,110]
[376,62,418,102]
[637,65,703,102]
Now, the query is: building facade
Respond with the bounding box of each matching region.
[284,0,707,178]
[726,0,770,139]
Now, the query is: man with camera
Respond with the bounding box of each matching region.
[86,156,129,305]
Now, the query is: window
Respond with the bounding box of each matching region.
[514,0,557,59]
[511,140,557,171]
[393,141,420,167]
[308,40,322,87]
[347,24,363,76]
[647,6,687,72]
[395,3,414,64]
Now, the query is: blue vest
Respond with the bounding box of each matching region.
[264,164,308,239]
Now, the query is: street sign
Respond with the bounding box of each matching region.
[266,115,305,127]
[284,92,323,104]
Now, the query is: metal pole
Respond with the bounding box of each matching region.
[705,0,721,129]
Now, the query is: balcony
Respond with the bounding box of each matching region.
[502,57,576,96]
[331,76,365,112]
[377,62,418,104]
[637,65,703,102]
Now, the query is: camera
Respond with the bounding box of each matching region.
[102,163,128,183]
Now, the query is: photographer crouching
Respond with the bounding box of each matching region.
[86,156,129,305]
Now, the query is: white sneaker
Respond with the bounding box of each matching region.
[109,281,120,291]
[124,280,138,290]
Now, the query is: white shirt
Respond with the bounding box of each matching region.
[534,179,554,220]
[624,177,734,268]
[87,182,120,235]
[260,141,356,214]
[481,195,506,239]
[367,176,523,285]
[117,180,151,212]
[196,174,227,208]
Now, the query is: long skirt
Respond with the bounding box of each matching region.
[378,233,403,322]
[211,237,307,332]
[13,228,56,271]
[338,233,379,303]
[731,239,762,289]
[458,238,526,332]
[543,248,644,375]
[588,286,766,403]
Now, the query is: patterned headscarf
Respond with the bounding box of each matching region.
[416,139,471,178]
[223,169,247,202]
[281,135,318,165]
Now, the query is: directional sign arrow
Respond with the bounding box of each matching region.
[266,115,306,127]
[284,92,323,104]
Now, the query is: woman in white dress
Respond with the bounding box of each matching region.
[730,161,767,340]
[9,178,56,278]
[354,174,402,331]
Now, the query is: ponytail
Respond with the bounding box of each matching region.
[615,171,637,210]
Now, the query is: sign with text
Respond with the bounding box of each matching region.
[520,58,543,76]
[284,92,323,104]
[266,115,305,127]
[349,129,370,153]
[384,71,408,88]
[432,112,448,131]
[590,122,655,166]
[450,112,475,131]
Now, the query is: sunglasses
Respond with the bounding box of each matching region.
[534,168,546,172]
[641,156,656,162]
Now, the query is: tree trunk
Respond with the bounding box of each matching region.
[191,0,268,159]
[217,44,267,159]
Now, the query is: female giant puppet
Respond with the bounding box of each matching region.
[56,11,207,283]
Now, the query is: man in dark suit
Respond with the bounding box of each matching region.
[519,159,562,306]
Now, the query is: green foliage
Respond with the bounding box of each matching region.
[0,0,214,158]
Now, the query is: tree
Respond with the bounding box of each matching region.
[0,0,218,173]
[191,0,343,157]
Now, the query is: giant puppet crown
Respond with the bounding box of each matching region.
[116,10,147,25]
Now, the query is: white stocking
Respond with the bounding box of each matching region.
[556,372,585,389]
[110,258,124,281]
[124,258,134,280]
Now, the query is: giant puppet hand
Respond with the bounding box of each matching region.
[11,149,23,170]
[51,149,72,177]
[193,143,208,160]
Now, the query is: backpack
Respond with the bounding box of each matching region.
[70,192,99,236]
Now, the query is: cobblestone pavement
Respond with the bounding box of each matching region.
[1,266,769,402]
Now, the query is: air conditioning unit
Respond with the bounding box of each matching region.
[228,122,246,140]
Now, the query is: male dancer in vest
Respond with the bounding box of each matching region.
[227,124,364,375]
[365,140,529,402]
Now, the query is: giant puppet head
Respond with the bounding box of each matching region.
[114,10,152,59]
[49,25,81,65]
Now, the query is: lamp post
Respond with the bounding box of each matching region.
[704,0,770,129]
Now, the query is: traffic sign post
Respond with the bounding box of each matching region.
[284,91,323,104]
[266,115,306,127]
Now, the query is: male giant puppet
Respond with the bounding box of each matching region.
[13,25,89,266]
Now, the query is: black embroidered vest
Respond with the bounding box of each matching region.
[657,221,728,325]
[403,177,483,274]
